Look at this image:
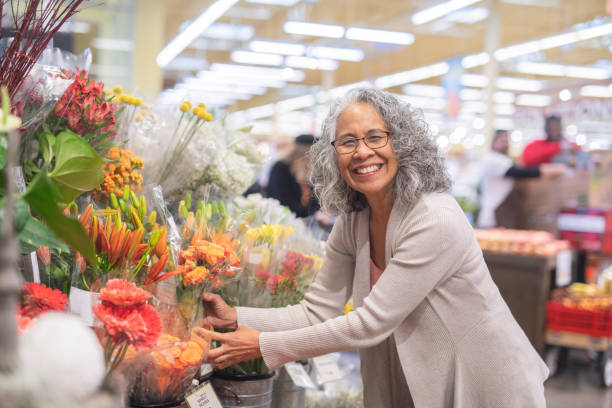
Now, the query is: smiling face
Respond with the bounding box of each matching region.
[334,102,399,206]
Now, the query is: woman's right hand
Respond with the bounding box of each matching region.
[202,293,237,330]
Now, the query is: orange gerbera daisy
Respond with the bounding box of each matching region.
[20,282,68,318]
[93,303,161,349]
[99,279,152,307]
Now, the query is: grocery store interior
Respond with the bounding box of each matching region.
[1,0,612,407]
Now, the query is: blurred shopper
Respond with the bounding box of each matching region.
[266,134,320,218]
[478,129,567,228]
[522,115,589,168]
[202,88,549,408]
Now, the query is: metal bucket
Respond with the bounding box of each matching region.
[211,372,275,408]
[271,362,310,408]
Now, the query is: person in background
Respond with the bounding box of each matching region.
[522,115,588,167]
[478,129,566,228]
[266,134,320,218]
[200,88,549,408]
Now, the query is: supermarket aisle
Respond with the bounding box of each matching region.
[545,349,612,407]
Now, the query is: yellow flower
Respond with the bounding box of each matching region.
[113,85,123,94]
[119,94,130,103]
[134,97,143,106]
[344,300,354,315]
[204,111,213,122]
[192,107,202,117]
[180,101,192,112]
[197,103,206,109]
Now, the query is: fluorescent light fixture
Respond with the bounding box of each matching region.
[345,27,414,45]
[308,46,364,61]
[398,95,447,110]
[226,6,272,20]
[178,80,268,95]
[246,0,300,5]
[515,94,551,107]
[412,0,483,25]
[230,50,284,66]
[187,90,253,100]
[164,56,208,71]
[493,117,515,130]
[58,21,91,34]
[494,21,612,61]
[196,71,286,88]
[201,23,254,41]
[285,56,339,70]
[402,84,446,98]
[375,62,450,89]
[92,38,134,51]
[559,89,572,101]
[157,0,239,67]
[580,85,612,98]
[283,21,345,38]
[249,40,306,56]
[460,74,488,87]
[493,91,515,103]
[318,81,372,102]
[496,77,543,92]
[276,95,316,112]
[459,88,483,101]
[461,52,490,69]
[494,104,516,115]
[209,63,306,82]
[246,104,276,120]
[516,61,611,80]
[445,6,489,24]
[462,101,487,113]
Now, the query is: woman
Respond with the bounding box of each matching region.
[202,88,548,407]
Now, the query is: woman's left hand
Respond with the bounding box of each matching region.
[199,326,263,370]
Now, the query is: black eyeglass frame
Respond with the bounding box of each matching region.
[330,131,391,154]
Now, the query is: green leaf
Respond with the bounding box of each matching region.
[20,217,69,252]
[0,133,6,169]
[49,130,104,200]
[38,131,55,165]
[22,172,97,264]
[14,198,29,232]
[20,240,37,254]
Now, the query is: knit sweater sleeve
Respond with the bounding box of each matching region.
[258,203,472,370]
[236,214,356,332]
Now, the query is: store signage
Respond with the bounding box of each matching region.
[285,362,317,389]
[185,382,223,408]
[312,354,343,383]
[557,213,606,233]
[556,250,572,287]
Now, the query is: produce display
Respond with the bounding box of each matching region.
[475,228,570,256]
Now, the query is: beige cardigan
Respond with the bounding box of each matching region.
[238,193,548,407]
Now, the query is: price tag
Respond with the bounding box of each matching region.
[69,287,99,326]
[200,363,213,377]
[285,362,317,389]
[556,250,572,287]
[312,355,343,383]
[185,382,223,408]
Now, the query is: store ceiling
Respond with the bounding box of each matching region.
[156,0,611,115]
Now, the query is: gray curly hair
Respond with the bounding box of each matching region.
[309,87,451,215]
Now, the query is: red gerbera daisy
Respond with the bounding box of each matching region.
[93,303,161,349]
[99,279,152,307]
[21,282,68,318]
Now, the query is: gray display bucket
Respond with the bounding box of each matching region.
[211,372,275,408]
[271,362,310,408]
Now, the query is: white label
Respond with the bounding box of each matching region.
[312,355,343,383]
[557,214,606,234]
[185,382,223,408]
[69,287,99,327]
[248,252,263,264]
[200,363,213,377]
[285,362,317,389]
[556,250,572,287]
[30,252,40,284]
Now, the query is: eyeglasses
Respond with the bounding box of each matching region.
[331,131,390,154]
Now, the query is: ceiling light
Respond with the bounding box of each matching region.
[375,62,450,89]
[461,52,490,69]
[157,0,239,67]
[472,117,485,130]
[516,61,611,80]
[345,27,414,45]
[412,0,483,25]
[494,104,516,115]
[496,77,543,92]
[283,21,345,38]
[226,6,272,20]
[201,22,254,41]
[398,95,447,110]
[249,40,306,56]
[402,84,446,98]
[245,0,300,5]
[493,117,515,130]
[285,56,339,70]
[209,63,305,82]
[308,46,364,61]
[462,101,487,113]
[196,71,286,88]
[493,91,515,103]
[460,74,488,87]
[58,21,91,34]
[515,94,551,107]
[92,38,134,51]
[445,6,489,24]
[230,50,284,66]
[276,95,316,113]
[459,88,483,101]
[579,85,612,98]
[559,89,572,101]
[319,81,372,102]
[178,80,268,95]
[494,21,612,61]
